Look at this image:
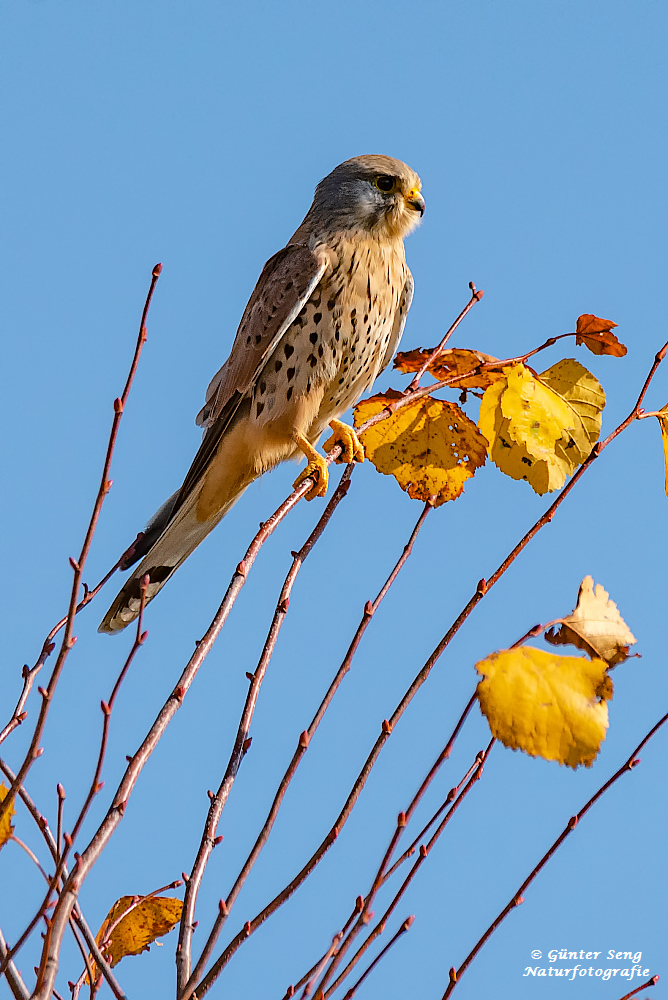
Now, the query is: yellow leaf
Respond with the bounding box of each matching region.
[90,895,182,981]
[353,390,487,506]
[0,782,15,850]
[546,576,637,666]
[476,647,612,768]
[655,404,668,498]
[393,347,504,389]
[477,360,605,494]
[575,313,627,357]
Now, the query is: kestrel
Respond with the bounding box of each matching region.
[99,154,424,632]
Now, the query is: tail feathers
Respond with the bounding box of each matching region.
[120,489,181,570]
[98,485,247,634]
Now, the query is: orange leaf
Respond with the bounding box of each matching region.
[394,347,504,389]
[90,895,182,982]
[575,314,626,357]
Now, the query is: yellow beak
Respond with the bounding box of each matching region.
[406,189,425,216]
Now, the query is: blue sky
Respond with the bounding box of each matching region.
[1,2,667,998]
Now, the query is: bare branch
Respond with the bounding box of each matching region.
[441,716,668,998]
[0,264,160,818]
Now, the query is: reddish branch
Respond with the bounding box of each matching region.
[406,282,484,391]
[0,265,161,823]
[176,468,354,993]
[0,758,127,999]
[320,741,494,997]
[339,915,413,1000]
[441,716,668,998]
[182,335,668,1000]
[178,501,432,1000]
[617,975,659,1000]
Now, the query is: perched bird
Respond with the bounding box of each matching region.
[99,154,424,633]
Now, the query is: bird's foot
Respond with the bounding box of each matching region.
[293,456,328,500]
[323,420,365,465]
[292,430,329,500]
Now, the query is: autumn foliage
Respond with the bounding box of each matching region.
[2,291,666,1000]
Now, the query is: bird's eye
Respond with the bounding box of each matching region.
[375,175,397,193]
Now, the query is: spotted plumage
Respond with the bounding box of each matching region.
[99,155,424,632]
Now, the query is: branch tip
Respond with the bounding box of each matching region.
[152,262,163,277]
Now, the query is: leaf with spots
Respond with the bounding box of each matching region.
[89,895,183,982]
[476,646,612,768]
[394,347,504,389]
[353,390,487,506]
[477,359,605,494]
[545,576,637,667]
[575,314,626,357]
[0,782,15,851]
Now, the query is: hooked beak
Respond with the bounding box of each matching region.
[406,189,425,217]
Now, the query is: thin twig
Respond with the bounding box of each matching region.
[0,925,29,1000]
[340,916,414,1000]
[406,283,484,391]
[321,742,493,997]
[177,468,354,993]
[616,975,659,1000]
[0,264,161,820]
[281,901,363,999]
[185,336,668,1000]
[177,488,432,998]
[441,715,668,998]
[0,764,127,1000]
[300,933,342,999]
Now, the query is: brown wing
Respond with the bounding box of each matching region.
[177,242,330,507]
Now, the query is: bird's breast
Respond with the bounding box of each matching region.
[251,237,407,439]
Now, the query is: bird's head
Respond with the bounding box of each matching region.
[301,154,424,242]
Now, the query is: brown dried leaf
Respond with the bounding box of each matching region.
[394,347,504,389]
[90,895,182,982]
[353,390,487,506]
[545,576,637,667]
[575,314,626,357]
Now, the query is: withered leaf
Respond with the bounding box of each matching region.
[353,390,487,506]
[0,782,15,851]
[546,575,637,666]
[575,314,626,357]
[394,347,504,389]
[90,895,182,982]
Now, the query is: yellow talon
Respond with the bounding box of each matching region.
[323,419,365,465]
[292,430,329,500]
